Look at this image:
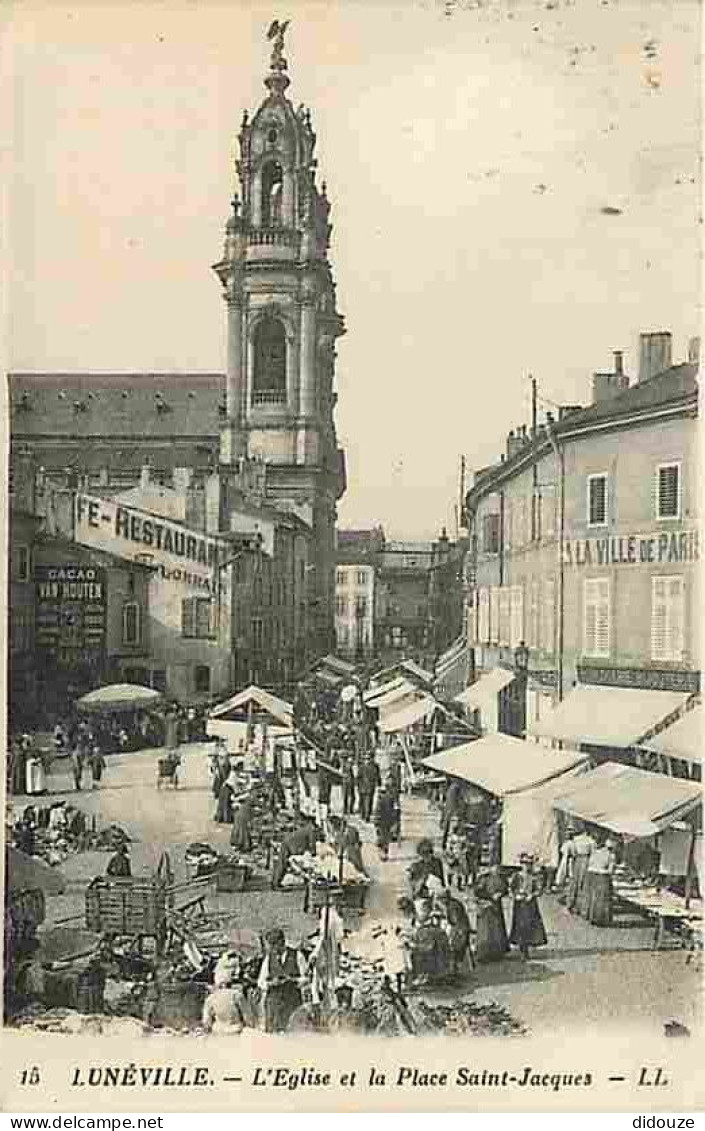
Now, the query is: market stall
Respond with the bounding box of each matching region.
[206,685,294,753]
[551,762,703,948]
[424,734,588,866]
[527,684,691,749]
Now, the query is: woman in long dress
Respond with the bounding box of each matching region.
[584,836,616,926]
[473,866,509,961]
[230,795,254,852]
[509,855,548,960]
[25,742,47,796]
[215,779,234,824]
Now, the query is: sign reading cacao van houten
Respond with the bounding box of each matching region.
[35,564,107,668]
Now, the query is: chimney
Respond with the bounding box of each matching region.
[638,332,672,384]
[592,373,619,404]
[506,430,524,459]
[688,336,700,365]
[140,465,151,489]
[613,350,624,377]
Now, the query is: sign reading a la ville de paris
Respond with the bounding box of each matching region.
[562,530,699,568]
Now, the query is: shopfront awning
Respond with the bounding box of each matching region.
[642,704,703,765]
[380,695,438,735]
[209,685,293,728]
[551,762,702,838]
[527,685,689,748]
[454,667,514,711]
[423,734,586,797]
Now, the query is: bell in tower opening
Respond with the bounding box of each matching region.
[212,20,347,656]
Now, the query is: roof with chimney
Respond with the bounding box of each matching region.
[8,373,224,439]
[466,358,698,507]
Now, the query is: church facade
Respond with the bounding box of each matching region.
[8,26,347,698]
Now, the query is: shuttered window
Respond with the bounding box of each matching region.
[656,463,680,519]
[587,474,608,526]
[489,587,500,644]
[182,596,213,639]
[482,513,500,554]
[467,598,477,646]
[478,588,490,643]
[651,576,685,662]
[122,602,142,646]
[510,586,524,648]
[541,576,556,654]
[498,588,511,646]
[583,578,610,658]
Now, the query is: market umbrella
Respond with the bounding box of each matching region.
[76,683,163,713]
[6,848,67,896]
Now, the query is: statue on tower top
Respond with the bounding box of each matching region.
[267,19,290,72]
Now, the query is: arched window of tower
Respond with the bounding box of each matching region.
[253,316,287,405]
[261,161,284,227]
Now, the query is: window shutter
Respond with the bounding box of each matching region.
[528,579,540,648]
[651,576,685,661]
[479,588,490,643]
[510,586,524,648]
[667,577,685,658]
[467,600,477,645]
[656,464,680,519]
[489,587,499,644]
[195,598,212,638]
[498,588,511,646]
[182,597,196,638]
[542,577,555,654]
[584,578,610,658]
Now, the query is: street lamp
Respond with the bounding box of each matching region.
[514,640,529,673]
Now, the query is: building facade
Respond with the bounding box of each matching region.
[334,527,385,658]
[465,332,700,734]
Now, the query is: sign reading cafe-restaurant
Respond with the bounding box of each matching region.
[562,530,699,568]
[74,493,224,592]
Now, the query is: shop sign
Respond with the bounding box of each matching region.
[35,564,107,668]
[577,664,700,694]
[562,530,699,568]
[74,493,225,592]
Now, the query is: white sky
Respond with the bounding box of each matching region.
[2,0,701,538]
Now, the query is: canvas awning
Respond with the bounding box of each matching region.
[454,667,514,711]
[363,676,408,705]
[642,704,703,765]
[400,659,434,686]
[551,762,702,838]
[316,654,356,677]
[369,679,419,713]
[435,637,468,677]
[380,695,438,735]
[423,733,586,797]
[209,685,293,728]
[527,685,689,748]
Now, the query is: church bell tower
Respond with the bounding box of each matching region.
[213,21,346,655]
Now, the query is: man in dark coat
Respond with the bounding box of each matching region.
[271,821,319,889]
[357,756,381,823]
[106,843,131,878]
[374,786,398,861]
